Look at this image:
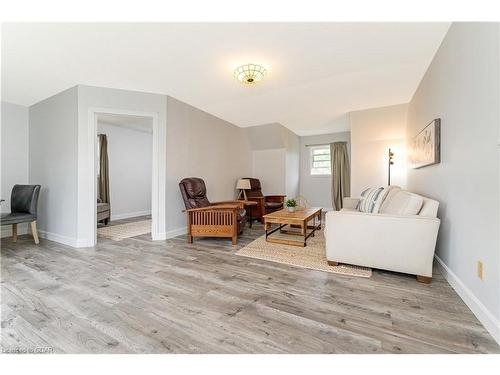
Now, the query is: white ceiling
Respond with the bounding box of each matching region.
[2,23,450,135]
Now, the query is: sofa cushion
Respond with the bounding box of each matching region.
[372,185,400,213]
[379,190,424,215]
[419,198,439,218]
[378,186,401,211]
[358,187,384,213]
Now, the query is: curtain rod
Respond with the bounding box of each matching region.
[305,141,347,147]
[305,143,328,147]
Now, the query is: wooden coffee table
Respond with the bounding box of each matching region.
[263,207,322,247]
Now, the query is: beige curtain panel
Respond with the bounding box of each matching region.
[98,134,110,204]
[330,142,350,211]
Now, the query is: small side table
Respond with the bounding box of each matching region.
[238,200,258,228]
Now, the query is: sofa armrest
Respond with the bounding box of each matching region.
[342,197,360,209]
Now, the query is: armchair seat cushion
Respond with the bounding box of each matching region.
[1,212,36,225]
[97,202,110,213]
[265,202,283,209]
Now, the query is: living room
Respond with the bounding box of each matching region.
[1,1,500,372]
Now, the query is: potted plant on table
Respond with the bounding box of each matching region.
[285,198,298,213]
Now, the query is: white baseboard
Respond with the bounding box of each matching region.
[166,226,187,239]
[151,227,186,241]
[1,223,28,238]
[152,232,166,241]
[37,230,87,248]
[111,210,151,221]
[435,255,500,345]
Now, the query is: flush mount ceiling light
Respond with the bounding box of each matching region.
[233,64,267,84]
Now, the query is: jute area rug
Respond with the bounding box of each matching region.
[97,220,151,241]
[236,228,371,278]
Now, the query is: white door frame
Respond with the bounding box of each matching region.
[86,107,166,246]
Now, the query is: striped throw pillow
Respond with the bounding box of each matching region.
[358,187,384,213]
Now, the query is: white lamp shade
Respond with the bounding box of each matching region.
[236,178,251,190]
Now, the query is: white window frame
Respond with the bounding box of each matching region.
[310,145,331,176]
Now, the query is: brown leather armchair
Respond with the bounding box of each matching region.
[179,177,246,245]
[244,178,286,223]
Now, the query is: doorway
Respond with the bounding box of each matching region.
[84,108,166,247]
[96,113,153,241]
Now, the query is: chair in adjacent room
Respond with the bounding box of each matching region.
[1,184,41,244]
[97,198,110,225]
[179,177,246,245]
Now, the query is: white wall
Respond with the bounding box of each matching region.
[29,87,79,244]
[166,96,253,233]
[1,102,30,237]
[299,132,351,210]
[97,122,152,220]
[19,85,256,244]
[350,104,408,196]
[13,85,254,243]
[406,23,500,342]
[77,85,167,243]
[252,149,287,195]
[246,123,300,199]
[285,129,300,199]
[246,123,287,150]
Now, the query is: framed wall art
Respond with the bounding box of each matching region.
[411,118,441,169]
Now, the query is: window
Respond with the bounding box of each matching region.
[310,145,331,175]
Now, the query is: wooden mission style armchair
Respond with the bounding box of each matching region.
[179,178,247,245]
[244,178,286,224]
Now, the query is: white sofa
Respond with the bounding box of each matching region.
[325,186,440,282]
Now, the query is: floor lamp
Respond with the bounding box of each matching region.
[388,148,394,185]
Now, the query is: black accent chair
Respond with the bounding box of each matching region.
[1,184,41,244]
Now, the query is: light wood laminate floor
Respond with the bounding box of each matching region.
[1,219,499,354]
